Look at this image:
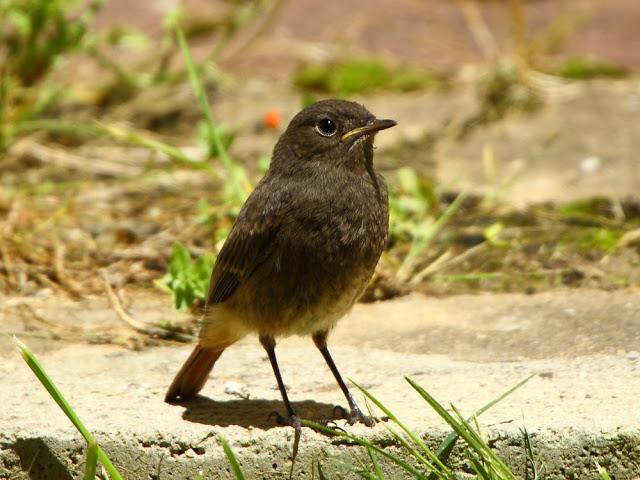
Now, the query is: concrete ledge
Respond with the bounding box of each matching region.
[2,291,640,478]
[3,428,639,479]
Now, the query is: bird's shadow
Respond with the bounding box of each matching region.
[172,395,343,429]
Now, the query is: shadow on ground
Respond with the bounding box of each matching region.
[177,397,342,429]
[12,438,74,480]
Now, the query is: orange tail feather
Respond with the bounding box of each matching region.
[165,346,224,402]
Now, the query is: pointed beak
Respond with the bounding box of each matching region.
[341,118,397,141]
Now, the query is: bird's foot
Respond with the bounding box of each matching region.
[334,405,380,427]
[269,411,302,461]
[269,411,302,429]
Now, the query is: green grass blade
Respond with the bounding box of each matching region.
[468,455,490,480]
[380,423,445,476]
[84,441,98,480]
[364,446,384,480]
[430,438,457,478]
[596,462,612,480]
[357,472,378,479]
[521,424,539,480]
[338,462,378,480]
[431,374,534,466]
[175,25,223,159]
[475,375,534,417]
[17,338,95,443]
[316,460,331,480]
[13,119,103,137]
[96,448,122,479]
[15,338,123,480]
[95,122,214,172]
[218,436,245,480]
[351,380,452,475]
[450,406,516,479]
[0,69,7,151]
[175,24,250,202]
[398,188,468,280]
[303,420,429,480]
[407,377,519,479]
[336,449,379,479]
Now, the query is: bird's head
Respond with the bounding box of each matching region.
[271,99,396,173]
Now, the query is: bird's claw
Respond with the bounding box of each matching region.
[268,411,302,430]
[268,411,302,464]
[314,417,347,433]
[332,405,349,419]
[334,404,379,427]
[268,410,287,426]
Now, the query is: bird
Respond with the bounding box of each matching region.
[165,99,396,433]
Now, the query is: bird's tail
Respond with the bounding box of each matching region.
[165,346,224,402]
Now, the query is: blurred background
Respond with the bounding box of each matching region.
[1,0,639,349]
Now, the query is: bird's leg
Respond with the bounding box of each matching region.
[260,335,302,457]
[312,330,376,427]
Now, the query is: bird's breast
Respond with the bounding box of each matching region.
[230,169,388,336]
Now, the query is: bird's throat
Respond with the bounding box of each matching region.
[364,144,382,201]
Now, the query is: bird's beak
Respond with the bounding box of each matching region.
[341,118,397,141]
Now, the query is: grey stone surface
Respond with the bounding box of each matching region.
[2,290,640,479]
[434,80,640,204]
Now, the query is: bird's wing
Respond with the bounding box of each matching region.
[206,226,275,305]
[206,187,282,306]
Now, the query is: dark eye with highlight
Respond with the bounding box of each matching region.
[314,117,338,137]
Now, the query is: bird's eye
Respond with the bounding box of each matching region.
[314,118,338,137]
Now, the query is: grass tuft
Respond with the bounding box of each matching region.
[553,57,627,80]
[307,375,532,479]
[15,337,123,480]
[294,58,441,96]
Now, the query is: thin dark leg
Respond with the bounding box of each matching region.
[260,335,301,463]
[260,335,297,419]
[312,330,375,426]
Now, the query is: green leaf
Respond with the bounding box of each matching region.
[159,242,215,310]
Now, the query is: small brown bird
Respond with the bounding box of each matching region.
[166,99,395,431]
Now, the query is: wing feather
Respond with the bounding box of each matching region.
[205,180,284,305]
